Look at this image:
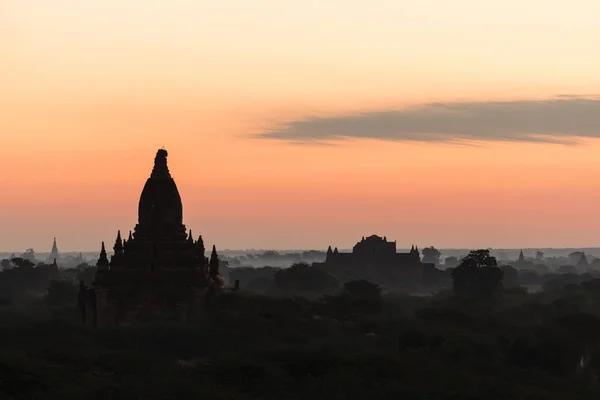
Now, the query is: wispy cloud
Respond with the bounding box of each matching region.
[254,96,600,145]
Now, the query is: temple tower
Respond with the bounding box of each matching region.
[47,237,60,265]
[85,149,219,328]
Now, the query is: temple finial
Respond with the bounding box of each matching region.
[151,148,170,178]
[209,245,220,277]
[114,230,123,254]
[98,241,109,269]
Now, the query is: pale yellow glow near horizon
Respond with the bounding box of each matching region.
[1,0,600,252]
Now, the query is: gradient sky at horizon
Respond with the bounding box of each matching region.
[2,0,600,252]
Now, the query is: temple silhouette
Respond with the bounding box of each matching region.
[46,237,60,265]
[80,149,223,328]
[316,235,427,285]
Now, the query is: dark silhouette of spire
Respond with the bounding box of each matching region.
[136,148,184,239]
[334,247,339,254]
[188,230,194,244]
[128,230,133,241]
[197,235,205,257]
[48,237,60,263]
[114,230,123,254]
[327,246,333,254]
[209,245,220,277]
[518,250,525,262]
[98,242,109,270]
[151,148,171,179]
[578,252,589,268]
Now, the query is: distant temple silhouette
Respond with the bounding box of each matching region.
[315,235,427,284]
[80,149,223,328]
[47,237,60,265]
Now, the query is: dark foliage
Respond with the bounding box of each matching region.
[2,258,600,398]
[451,250,504,300]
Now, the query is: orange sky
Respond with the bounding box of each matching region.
[2,1,600,252]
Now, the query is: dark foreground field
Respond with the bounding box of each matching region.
[1,291,599,400]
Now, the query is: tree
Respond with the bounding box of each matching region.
[76,264,97,285]
[10,257,35,269]
[322,280,384,317]
[444,256,460,269]
[0,259,11,270]
[568,252,584,266]
[269,263,341,298]
[502,265,518,288]
[21,248,37,262]
[343,280,382,301]
[45,279,78,307]
[421,246,442,265]
[558,265,578,275]
[534,264,550,274]
[450,250,503,299]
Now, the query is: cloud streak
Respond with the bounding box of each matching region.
[255,96,600,145]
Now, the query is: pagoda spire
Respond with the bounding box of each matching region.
[188,230,194,244]
[128,230,133,241]
[209,245,220,278]
[97,242,109,270]
[197,235,205,257]
[518,250,525,262]
[114,230,123,254]
[150,148,171,179]
[578,252,589,268]
[327,245,333,254]
[48,237,60,263]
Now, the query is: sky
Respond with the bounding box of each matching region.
[2,0,600,252]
